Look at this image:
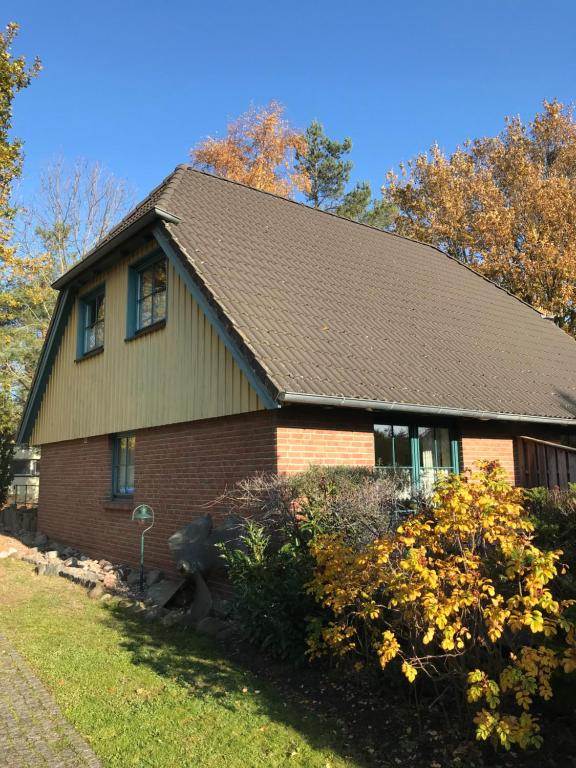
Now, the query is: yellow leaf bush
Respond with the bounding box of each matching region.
[307,462,576,750]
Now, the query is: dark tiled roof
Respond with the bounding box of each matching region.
[74,166,576,421]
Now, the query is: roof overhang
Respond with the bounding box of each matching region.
[278,391,576,427]
[52,206,181,291]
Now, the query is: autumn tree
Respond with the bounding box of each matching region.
[386,100,576,334]
[191,101,307,197]
[0,21,40,496]
[296,120,396,229]
[1,159,132,429]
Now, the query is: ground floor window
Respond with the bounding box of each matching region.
[375,423,459,496]
[112,434,135,497]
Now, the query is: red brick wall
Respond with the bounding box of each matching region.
[38,411,276,573]
[276,410,375,475]
[460,426,516,484]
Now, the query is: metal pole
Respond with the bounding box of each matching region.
[139,530,145,593]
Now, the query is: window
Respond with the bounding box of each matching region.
[418,426,453,494]
[78,288,105,357]
[375,424,412,495]
[112,435,135,497]
[374,423,458,496]
[137,258,167,331]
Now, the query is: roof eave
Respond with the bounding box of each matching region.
[52,206,181,291]
[278,391,576,427]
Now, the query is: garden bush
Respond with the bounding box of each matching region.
[219,466,405,660]
[307,462,576,751]
[525,484,576,599]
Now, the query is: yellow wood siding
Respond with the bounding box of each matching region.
[31,240,264,444]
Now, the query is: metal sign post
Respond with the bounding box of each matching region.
[131,504,155,592]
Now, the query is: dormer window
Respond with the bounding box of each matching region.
[137,258,167,331]
[77,287,105,359]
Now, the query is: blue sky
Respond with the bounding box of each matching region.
[5,0,576,206]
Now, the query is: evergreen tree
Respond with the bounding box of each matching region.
[296,120,396,229]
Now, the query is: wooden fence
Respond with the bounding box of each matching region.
[517,436,576,489]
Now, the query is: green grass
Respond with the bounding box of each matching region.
[0,559,363,768]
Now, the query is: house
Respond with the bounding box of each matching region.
[17,165,576,573]
[8,445,40,508]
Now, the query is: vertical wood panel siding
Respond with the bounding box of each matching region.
[32,240,263,444]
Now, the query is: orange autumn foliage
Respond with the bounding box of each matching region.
[190,101,308,198]
[386,100,576,335]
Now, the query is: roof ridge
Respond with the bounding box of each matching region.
[102,165,183,243]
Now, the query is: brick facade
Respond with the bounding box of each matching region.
[459,425,517,484]
[37,406,575,572]
[276,410,375,474]
[38,411,276,574]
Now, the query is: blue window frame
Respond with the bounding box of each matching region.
[127,253,167,338]
[77,286,105,358]
[375,423,459,496]
[112,434,135,497]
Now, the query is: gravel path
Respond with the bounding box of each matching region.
[0,633,102,767]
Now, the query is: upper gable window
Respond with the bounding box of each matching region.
[77,287,105,358]
[137,258,167,331]
[126,254,168,339]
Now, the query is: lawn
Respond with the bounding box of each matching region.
[0,558,364,768]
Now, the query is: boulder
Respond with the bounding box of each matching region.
[33,532,48,549]
[143,605,167,622]
[45,550,59,560]
[88,583,105,600]
[147,578,186,608]
[212,598,233,619]
[146,569,163,587]
[0,547,18,559]
[195,616,229,637]
[127,570,142,587]
[185,572,213,623]
[168,514,243,577]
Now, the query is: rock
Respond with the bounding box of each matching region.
[45,550,59,560]
[102,572,117,589]
[0,547,18,559]
[61,546,74,558]
[143,606,167,622]
[35,564,47,576]
[44,563,61,577]
[185,572,213,623]
[127,570,142,587]
[33,532,48,549]
[146,578,186,608]
[195,616,228,637]
[64,557,80,567]
[100,593,113,602]
[212,598,233,619]
[98,559,113,570]
[82,571,100,586]
[88,583,105,600]
[146,569,163,587]
[20,533,35,547]
[160,610,186,627]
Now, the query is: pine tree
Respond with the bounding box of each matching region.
[296,120,396,229]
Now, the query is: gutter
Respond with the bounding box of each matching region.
[52,207,181,290]
[278,391,576,427]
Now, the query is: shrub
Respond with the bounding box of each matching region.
[221,521,317,660]
[219,466,406,659]
[525,485,576,583]
[308,462,576,751]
